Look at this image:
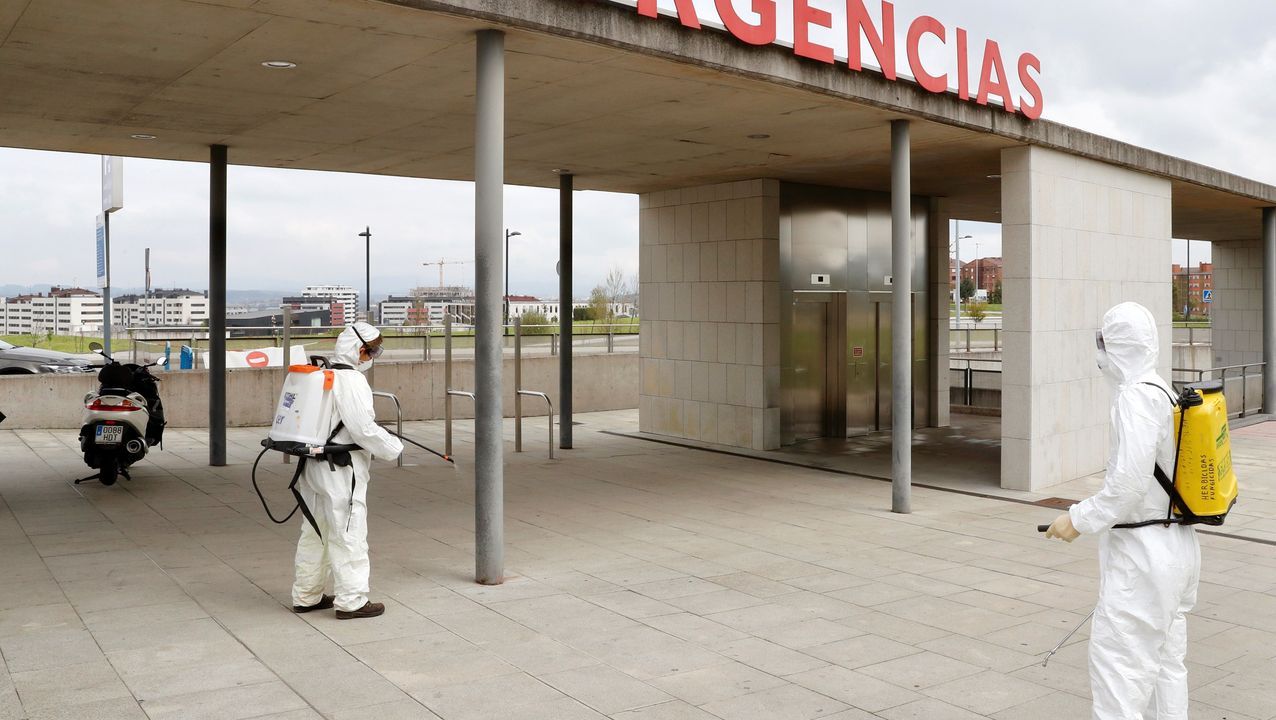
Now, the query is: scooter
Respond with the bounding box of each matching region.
[77,342,166,486]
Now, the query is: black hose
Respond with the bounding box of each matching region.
[251,445,301,525]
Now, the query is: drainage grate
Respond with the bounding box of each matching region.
[1036,497,1077,509]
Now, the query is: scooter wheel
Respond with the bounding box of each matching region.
[99,458,118,486]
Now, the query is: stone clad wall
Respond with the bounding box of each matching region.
[1212,240,1264,369]
[1001,146,1172,490]
[639,180,782,450]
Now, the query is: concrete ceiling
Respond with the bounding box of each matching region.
[0,0,1268,240]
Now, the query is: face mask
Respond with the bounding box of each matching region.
[352,326,382,372]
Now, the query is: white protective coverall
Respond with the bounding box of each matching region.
[292,323,403,613]
[1069,302,1201,720]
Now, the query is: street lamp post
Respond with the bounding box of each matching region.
[954,222,973,323]
[975,242,981,303]
[358,227,372,321]
[504,229,521,326]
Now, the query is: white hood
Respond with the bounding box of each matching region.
[334,322,380,370]
[1098,302,1160,388]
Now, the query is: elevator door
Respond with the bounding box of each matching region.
[790,301,829,442]
[873,299,893,431]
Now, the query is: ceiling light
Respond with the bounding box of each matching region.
[747,133,771,140]
[261,60,297,69]
[130,133,157,140]
[987,174,1002,179]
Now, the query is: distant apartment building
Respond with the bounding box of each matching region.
[408,286,476,325]
[112,289,209,327]
[960,257,1003,296]
[301,284,359,324]
[1172,262,1213,315]
[506,295,637,321]
[377,296,414,326]
[1,287,103,335]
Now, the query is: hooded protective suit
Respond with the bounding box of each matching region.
[1067,302,1201,720]
[292,323,403,613]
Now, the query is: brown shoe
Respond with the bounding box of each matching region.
[336,601,385,620]
[293,594,335,613]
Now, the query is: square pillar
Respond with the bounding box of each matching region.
[1001,146,1172,491]
[638,180,782,451]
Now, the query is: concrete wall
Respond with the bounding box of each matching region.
[639,179,782,450]
[1001,146,1172,491]
[0,354,636,429]
[1212,240,1264,369]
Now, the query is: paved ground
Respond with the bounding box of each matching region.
[1,410,1273,719]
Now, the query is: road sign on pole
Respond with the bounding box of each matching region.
[102,156,123,213]
[95,215,107,289]
[1203,289,1213,304]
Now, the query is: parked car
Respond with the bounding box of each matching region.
[0,339,99,375]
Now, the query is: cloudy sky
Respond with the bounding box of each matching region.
[4,0,1273,297]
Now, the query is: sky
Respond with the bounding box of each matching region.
[4,0,1274,295]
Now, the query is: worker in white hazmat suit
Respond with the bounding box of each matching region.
[1045,302,1200,719]
[292,322,403,619]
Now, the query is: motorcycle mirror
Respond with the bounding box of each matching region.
[154,357,168,367]
[89,342,103,353]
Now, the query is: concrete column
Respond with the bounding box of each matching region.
[209,144,228,467]
[1001,145,1172,490]
[890,120,912,514]
[559,172,574,449]
[473,30,505,586]
[1264,207,1276,413]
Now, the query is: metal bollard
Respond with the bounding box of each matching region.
[607,329,614,353]
[445,314,453,457]
[515,318,523,452]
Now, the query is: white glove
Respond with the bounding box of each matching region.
[1045,513,1080,542]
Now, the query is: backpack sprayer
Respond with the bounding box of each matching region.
[251,358,452,539]
[1037,380,1240,667]
[1036,381,1238,536]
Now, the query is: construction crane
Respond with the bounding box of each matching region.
[422,258,474,287]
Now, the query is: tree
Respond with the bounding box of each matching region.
[967,301,988,324]
[989,281,1003,305]
[960,277,975,301]
[588,286,610,321]
[518,310,552,335]
[603,266,633,315]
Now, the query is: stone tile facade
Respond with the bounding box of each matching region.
[1001,146,1172,490]
[1212,240,1264,368]
[639,180,782,450]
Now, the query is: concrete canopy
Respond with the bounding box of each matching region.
[1,0,1271,239]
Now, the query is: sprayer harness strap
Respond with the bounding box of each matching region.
[284,421,350,540]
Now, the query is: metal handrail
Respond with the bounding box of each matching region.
[1171,362,1267,419]
[371,391,405,468]
[445,390,475,457]
[516,391,554,459]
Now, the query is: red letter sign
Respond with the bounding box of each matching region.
[794,0,835,63]
[1018,52,1044,120]
[716,0,777,46]
[847,0,896,80]
[638,0,701,28]
[977,39,1015,113]
[906,15,946,94]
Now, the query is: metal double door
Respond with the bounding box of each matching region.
[789,291,905,442]
[847,292,900,437]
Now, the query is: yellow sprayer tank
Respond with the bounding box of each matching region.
[1172,382,1238,523]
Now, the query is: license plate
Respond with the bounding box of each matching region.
[95,426,124,445]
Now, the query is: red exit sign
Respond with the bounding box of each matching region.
[611,0,1044,120]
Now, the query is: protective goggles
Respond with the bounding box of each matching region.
[352,326,384,359]
[1095,330,1106,352]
